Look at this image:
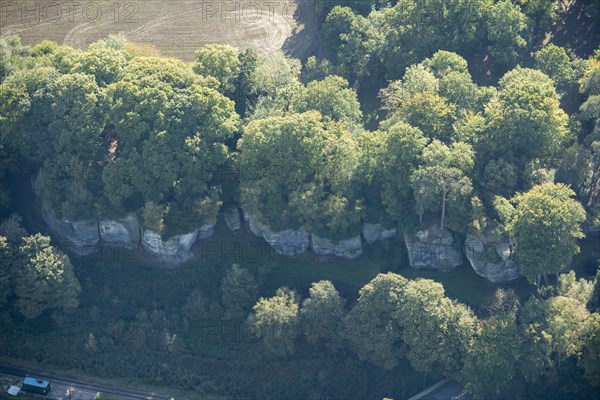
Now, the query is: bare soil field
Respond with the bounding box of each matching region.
[0,0,323,60]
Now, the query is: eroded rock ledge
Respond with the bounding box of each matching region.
[244,213,310,256]
[404,225,462,271]
[464,227,522,283]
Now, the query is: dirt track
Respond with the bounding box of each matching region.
[0,0,323,61]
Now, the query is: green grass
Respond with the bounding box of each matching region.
[74,220,534,314]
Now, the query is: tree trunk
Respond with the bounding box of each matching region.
[440,190,447,230]
[543,273,550,286]
[536,274,541,291]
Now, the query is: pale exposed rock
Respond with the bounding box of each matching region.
[245,213,309,256]
[311,234,363,259]
[404,225,462,271]
[41,202,99,255]
[224,206,242,232]
[99,213,140,249]
[141,229,198,263]
[197,224,215,239]
[362,222,397,244]
[464,228,522,283]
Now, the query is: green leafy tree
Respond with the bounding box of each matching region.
[521,272,593,375]
[105,57,239,236]
[252,52,301,97]
[481,67,568,167]
[398,278,476,377]
[247,287,300,357]
[376,0,488,79]
[72,43,129,86]
[0,213,27,244]
[13,234,81,318]
[221,264,259,319]
[588,268,600,313]
[485,0,528,67]
[463,314,521,399]
[322,6,380,82]
[534,44,576,91]
[421,50,469,77]
[234,48,259,116]
[380,64,439,112]
[394,91,457,142]
[376,119,428,223]
[25,73,107,220]
[346,273,408,369]
[300,280,345,348]
[193,44,241,94]
[0,36,29,82]
[301,56,333,83]
[481,158,518,199]
[496,183,586,287]
[239,112,361,238]
[438,71,481,112]
[0,67,55,165]
[0,236,12,307]
[295,75,362,124]
[411,140,474,229]
[580,312,600,387]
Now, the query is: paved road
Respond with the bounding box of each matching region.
[428,381,465,400]
[408,378,465,400]
[0,363,182,400]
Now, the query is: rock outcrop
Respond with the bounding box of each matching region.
[41,202,99,255]
[224,206,242,232]
[311,234,363,259]
[245,213,309,256]
[98,213,140,249]
[404,225,462,271]
[196,224,215,240]
[362,222,397,244]
[141,229,198,263]
[464,229,522,283]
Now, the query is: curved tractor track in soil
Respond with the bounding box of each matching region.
[1,1,322,61]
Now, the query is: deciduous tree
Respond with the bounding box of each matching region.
[13,234,81,318]
[247,287,300,357]
[496,183,586,287]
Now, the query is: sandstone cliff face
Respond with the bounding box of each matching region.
[98,213,140,249]
[464,229,522,283]
[197,224,215,239]
[141,229,198,263]
[224,206,242,232]
[404,226,462,271]
[310,234,363,259]
[41,202,99,255]
[362,223,397,244]
[245,213,309,256]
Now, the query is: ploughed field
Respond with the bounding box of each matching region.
[0,0,319,60]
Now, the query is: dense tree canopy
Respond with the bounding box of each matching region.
[300,280,345,348]
[480,67,568,168]
[412,140,474,229]
[0,19,599,399]
[247,287,300,357]
[239,111,361,237]
[221,264,259,319]
[13,234,81,318]
[103,56,240,236]
[496,183,586,286]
